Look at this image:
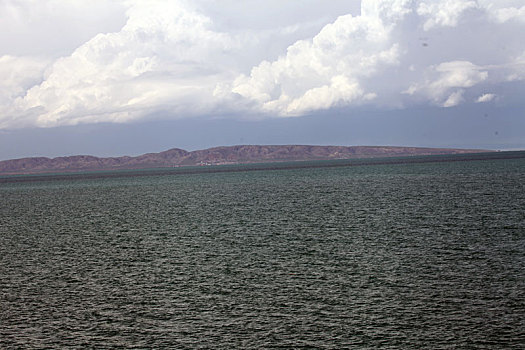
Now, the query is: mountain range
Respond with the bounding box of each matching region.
[0,145,491,175]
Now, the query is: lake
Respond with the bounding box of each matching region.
[1,156,524,348]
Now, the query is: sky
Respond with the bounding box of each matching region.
[1,0,524,160]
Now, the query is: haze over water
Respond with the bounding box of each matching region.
[1,157,524,348]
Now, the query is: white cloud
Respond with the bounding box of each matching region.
[1,0,525,128]
[285,76,376,115]
[7,0,239,127]
[361,0,413,22]
[231,0,407,115]
[504,50,525,81]
[0,55,50,103]
[476,93,496,103]
[232,0,525,115]
[0,55,52,128]
[417,0,478,31]
[443,90,464,107]
[0,0,127,56]
[433,61,488,89]
[426,61,488,104]
[490,5,525,23]
[403,61,488,105]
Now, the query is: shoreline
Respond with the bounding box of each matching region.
[1,150,524,184]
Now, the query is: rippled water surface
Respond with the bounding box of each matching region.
[1,158,524,348]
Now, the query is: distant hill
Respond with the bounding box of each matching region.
[0,145,493,175]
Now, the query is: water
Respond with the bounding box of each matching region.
[1,158,524,348]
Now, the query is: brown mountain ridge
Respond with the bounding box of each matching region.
[0,145,491,175]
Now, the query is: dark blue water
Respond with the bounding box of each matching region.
[1,158,524,348]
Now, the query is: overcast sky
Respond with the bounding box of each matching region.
[1,0,524,160]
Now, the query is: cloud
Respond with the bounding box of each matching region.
[232,0,525,115]
[0,0,127,56]
[231,0,406,115]
[476,93,496,103]
[432,61,488,89]
[443,90,465,107]
[405,61,489,105]
[491,5,525,23]
[417,0,478,31]
[1,0,357,128]
[5,0,240,128]
[0,55,52,128]
[0,0,525,128]
[0,55,50,103]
